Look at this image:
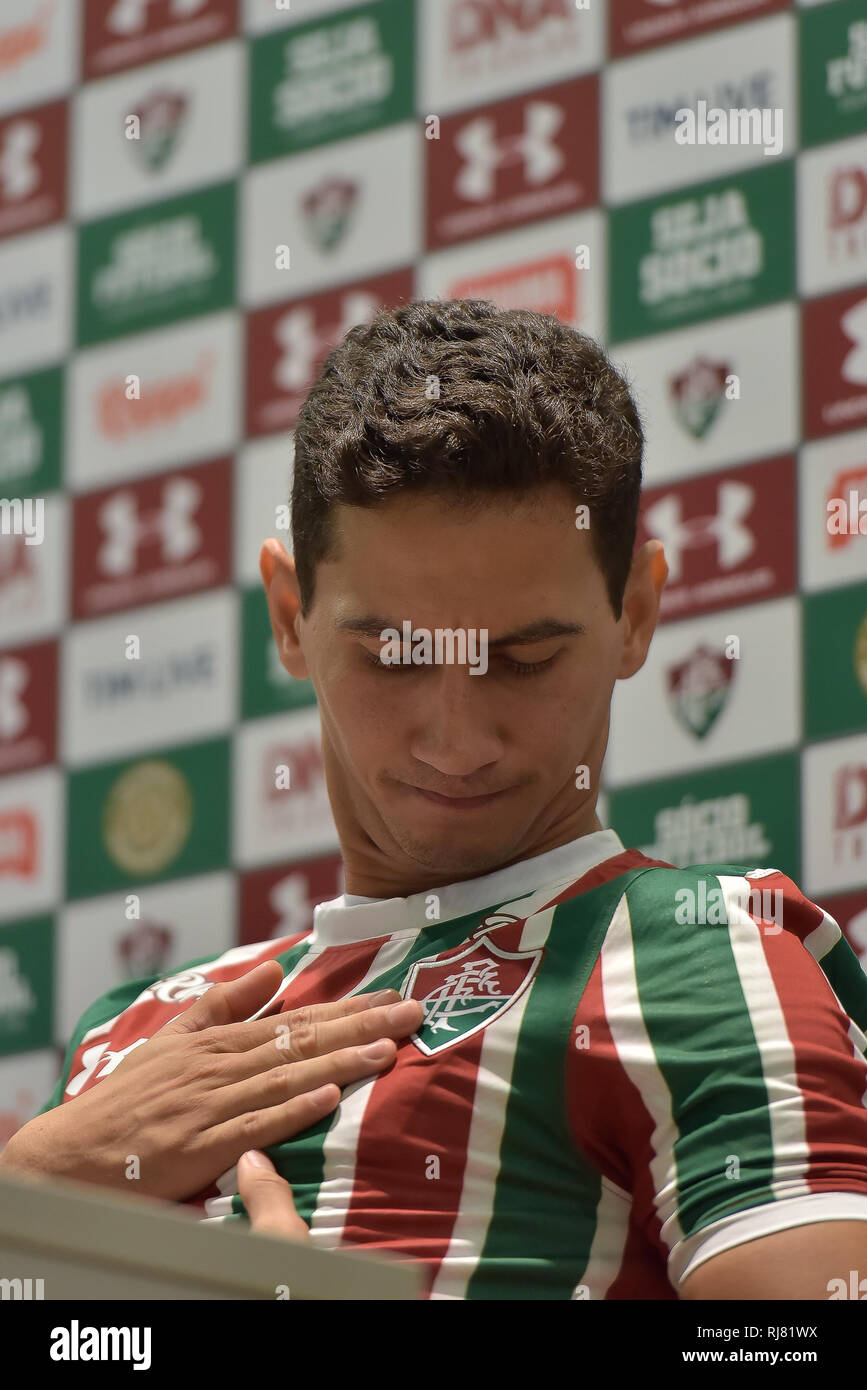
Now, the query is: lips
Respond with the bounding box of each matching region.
[409,785,508,808]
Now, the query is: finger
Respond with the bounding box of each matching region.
[203,1037,399,1125]
[223,998,423,1080]
[196,990,409,1058]
[161,961,285,1037]
[238,1149,311,1242]
[218,1089,341,1164]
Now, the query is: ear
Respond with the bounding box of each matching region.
[617,539,667,680]
[259,538,310,681]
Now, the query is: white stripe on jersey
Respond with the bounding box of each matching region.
[571,1176,631,1298]
[601,891,686,1252]
[428,904,558,1299]
[308,930,425,1250]
[719,874,811,1200]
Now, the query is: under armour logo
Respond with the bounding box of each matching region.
[97,477,203,576]
[645,481,755,582]
[455,101,565,202]
[0,657,28,741]
[273,291,380,393]
[107,0,207,35]
[841,298,867,386]
[269,872,314,937]
[0,121,41,203]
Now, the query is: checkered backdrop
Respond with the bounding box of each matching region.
[1,0,866,1145]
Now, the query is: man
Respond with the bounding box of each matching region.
[4,300,867,1299]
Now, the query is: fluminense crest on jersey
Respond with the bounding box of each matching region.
[400,933,543,1056]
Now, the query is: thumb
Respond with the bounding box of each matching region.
[160,960,284,1036]
[238,1150,311,1242]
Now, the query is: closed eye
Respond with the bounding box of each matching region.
[362,650,558,676]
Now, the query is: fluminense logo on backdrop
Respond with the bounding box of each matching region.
[666,645,735,739]
[301,177,358,252]
[128,89,188,172]
[668,355,733,438]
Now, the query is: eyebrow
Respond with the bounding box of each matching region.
[334,616,587,648]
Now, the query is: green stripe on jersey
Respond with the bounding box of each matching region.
[466,869,650,1300]
[624,868,775,1237]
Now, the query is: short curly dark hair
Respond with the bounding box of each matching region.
[291,298,644,617]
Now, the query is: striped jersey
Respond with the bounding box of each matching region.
[40,828,867,1299]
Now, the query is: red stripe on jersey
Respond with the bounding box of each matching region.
[749,879,867,1198]
[340,1019,486,1295]
[545,850,674,910]
[567,952,674,1297]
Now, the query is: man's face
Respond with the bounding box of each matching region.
[262,483,663,894]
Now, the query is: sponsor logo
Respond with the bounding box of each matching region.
[0,949,35,1033]
[0,3,53,76]
[639,458,799,623]
[666,644,735,738]
[611,0,786,57]
[103,759,193,875]
[842,296,867,384]
[856,614,867,697]
[129,88,188,172]
[272,14,392,131]
[73,458,229,618]
[300,177,358,252]
[84,0,235,80]
[401,934,542,1056]
[272,294,376,394]
[641,187,761,308]
[669,354,731,438]
[0,643,55,774]
[827,465,867,548]
[449,0,575,53]
[833,763,867,878]
[0,808,37,879]
[427,78,597,248]
[92,219,217,308]
[455,100,565,202]
[246,270,411,436]
[0,386,40,482]
[804,290,867,437]
[645,479,755,582]
[828,161,867,267]
[640,792,771,864]
[449,253,577,321]
[628,72,777,144]
[97,351,215,440]
[826,20,867,111]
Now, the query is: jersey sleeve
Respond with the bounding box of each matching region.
[36,969,167,1116]
[567,864,867,1292]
